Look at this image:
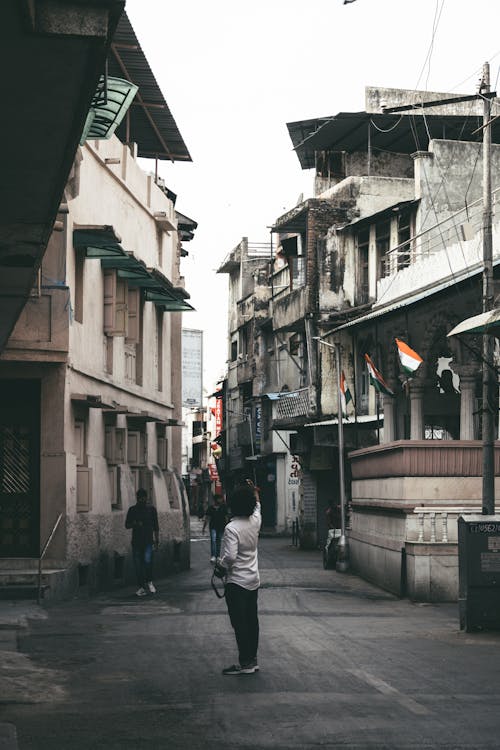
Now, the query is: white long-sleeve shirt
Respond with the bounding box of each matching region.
[218,502,261,590]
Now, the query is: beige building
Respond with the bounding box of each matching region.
[0,11,195,599]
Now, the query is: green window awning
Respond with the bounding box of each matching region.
[80,76,138,145]
[73,226,194,312]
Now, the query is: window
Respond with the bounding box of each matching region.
[74,420,86,466]
[74,250,85,323]
[289,334,302,357]
[375,220,391,281]
[105,426,127,464]
[76,467,93,512]
[126,287,140,344]
[231,340,238,362]
[156,308,163,391]
[128,430,147,466]
[357,228,369,304]
[103,269,127,336]
[109,465,121,509]
[157,436,168,470]
[397,209,413,270]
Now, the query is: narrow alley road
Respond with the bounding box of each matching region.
[1,523,500,750]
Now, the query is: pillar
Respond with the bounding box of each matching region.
[410,382,425,440]
[459,375,477,440]
[381,390,396,443]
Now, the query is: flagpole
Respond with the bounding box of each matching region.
[335,341,350,572]
[313,336,350,572]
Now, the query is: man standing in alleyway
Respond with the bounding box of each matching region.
[203,493,228,562]
[125,488,159,597]
[218,480,261,675]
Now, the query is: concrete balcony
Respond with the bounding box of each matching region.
[272,287,307,332]
[236,356,255,384]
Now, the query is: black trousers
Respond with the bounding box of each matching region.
[225,583,259,666]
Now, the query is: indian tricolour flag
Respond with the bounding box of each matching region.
[340,371,353,416]
[364,354,394,397]
[395,338,423,375]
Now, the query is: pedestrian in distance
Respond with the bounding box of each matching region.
[203,493,228,562]
[218,479,261,675]
[125,488,159,597]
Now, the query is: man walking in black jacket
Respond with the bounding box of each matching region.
[125,488,159,597]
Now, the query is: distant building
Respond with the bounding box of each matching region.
[218,85,500,600]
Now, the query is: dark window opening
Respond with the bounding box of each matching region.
[357,228,369,304]
[231,340,238,361]
[376,220,391,280]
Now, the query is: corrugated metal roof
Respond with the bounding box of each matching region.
[108,12,191,162]
[287,111,500,170]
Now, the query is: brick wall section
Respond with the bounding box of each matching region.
[305,202,351,313]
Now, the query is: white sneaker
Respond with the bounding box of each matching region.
[210,556,216,563]
[147,581,157,594]
[136,587,147,597]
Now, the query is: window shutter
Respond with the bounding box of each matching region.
[115,277,128,337]
[103,270,116,334]
[103,270,128,337]
[76,467,93,512]
[126,287,140,344]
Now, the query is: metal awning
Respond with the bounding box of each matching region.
[80,76,138,144]
[73,226,194,311]
[287,111,500,170]
[448,309,500,337]
[108,11,191,162]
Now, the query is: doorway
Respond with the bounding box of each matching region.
[0,380,41,557]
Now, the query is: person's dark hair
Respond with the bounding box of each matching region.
[136,488,147,501]
[229,484,256,517]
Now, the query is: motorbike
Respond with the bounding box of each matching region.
[323,528,341,569]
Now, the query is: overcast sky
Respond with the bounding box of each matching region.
[126,0,500,391]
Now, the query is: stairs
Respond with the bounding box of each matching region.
[0,559,67,601]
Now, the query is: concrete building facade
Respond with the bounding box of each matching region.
[0,11,195,599]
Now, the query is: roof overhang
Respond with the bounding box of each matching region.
[288,111,500,170]
[108,11,191,162]
[0,0,125,354]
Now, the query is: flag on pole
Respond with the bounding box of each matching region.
[395,338,423,375]
[364,353,394,396]
[340,371,353,416]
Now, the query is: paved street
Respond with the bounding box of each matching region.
[1,521,500,749]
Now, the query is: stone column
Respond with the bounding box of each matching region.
[410,382,425,440]
[381,389,396,443]
[453,364,479,440]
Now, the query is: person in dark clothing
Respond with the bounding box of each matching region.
[125,488,159,597]
[203,494,228,562]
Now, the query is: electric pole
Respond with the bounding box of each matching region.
[481,61,495,515]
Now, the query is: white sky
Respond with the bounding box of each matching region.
[127,0,500,391]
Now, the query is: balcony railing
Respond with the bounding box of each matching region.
[412,507,479,544]
[272,387,311,421]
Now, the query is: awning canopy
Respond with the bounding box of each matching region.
[73,226,194,311]
[80,75,138,144]
[448,309,500,337]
